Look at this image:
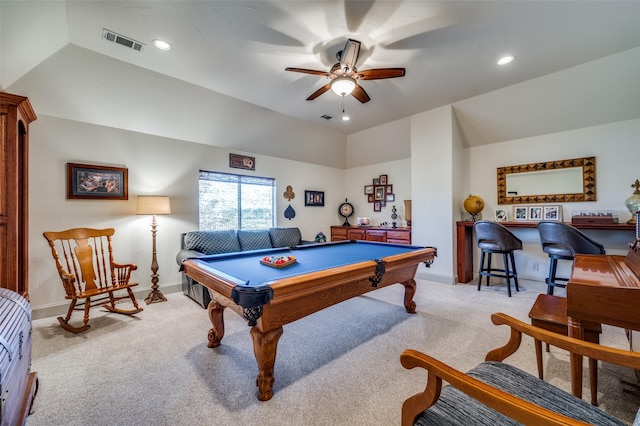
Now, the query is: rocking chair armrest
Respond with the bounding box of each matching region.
[59,270,77,297]
[113,262,137,271]
[400,349,592,426]
[112,262,137,285]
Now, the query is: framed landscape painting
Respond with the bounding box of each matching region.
[67,163,128,200]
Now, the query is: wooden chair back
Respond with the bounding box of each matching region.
[43,227,127,297]
[42,227,142,333]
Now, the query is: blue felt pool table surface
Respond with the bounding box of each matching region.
[189,240,425,289]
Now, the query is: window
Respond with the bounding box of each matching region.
[199,170,275,230]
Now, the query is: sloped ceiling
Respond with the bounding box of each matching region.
[2,1,640,158]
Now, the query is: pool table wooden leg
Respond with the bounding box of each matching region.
[402,278,417,314]
[250,326,284,401]
[207,300,226,348]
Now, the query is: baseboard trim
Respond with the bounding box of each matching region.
[32,283,183,320]
[415,271,456,285]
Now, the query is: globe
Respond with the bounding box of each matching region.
[463,194,485,221]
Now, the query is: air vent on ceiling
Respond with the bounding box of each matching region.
[321,114,333,120]
[102,29,144,51]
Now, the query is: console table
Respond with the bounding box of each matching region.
[456,221,635,283]
[330,226,411,245]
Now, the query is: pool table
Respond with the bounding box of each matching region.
[181,239,436,401]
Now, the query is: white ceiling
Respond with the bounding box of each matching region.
[2,1,640,150]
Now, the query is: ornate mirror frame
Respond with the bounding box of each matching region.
[497,156,596,205]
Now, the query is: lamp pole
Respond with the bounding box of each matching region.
[145,213,167,304]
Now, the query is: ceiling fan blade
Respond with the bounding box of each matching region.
[356,68,406,80]
[351,84,371,103]
[285,67,332,77]
[339,39,361,72]
[306,83,332,101]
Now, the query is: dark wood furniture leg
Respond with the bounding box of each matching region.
[529,294,601,405]
[207,300,226,348]
[402,278,417,313]
[456,222,474,283]
[250,326,284,401]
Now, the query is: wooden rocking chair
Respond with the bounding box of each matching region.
[43,227,143,333]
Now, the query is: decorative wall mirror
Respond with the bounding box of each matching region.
[497,157,596,204]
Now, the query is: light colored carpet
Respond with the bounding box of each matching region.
[27,279,640,425]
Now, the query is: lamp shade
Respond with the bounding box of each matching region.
[331,76,356,96]
[136,196,171,215]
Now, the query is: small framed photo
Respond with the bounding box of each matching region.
[229,153,255,171]
[67,163,128,200]
[364,185,374,195]
[373,178,380,185]
[379,175,388,185]
[529,206,542,221]
[386,193,395,202]
[374,201,382,212]
[304,190,324,207]
[494,209,508,222]
[374,186,386,201]
[513,206,528,221]
[367,194,374,203]
[386,184,393,194]
[544,205,562,221]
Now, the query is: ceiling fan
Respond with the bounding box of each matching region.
[285,39,405,103]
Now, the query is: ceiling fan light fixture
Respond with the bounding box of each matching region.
[331,76,356,96]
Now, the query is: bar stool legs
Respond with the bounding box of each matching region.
[477,251,520,297]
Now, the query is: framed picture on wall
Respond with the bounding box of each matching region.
[367,194,374,203]
[304,190,324,207]
[379,175,388,185]
[67,163,128,200]
[374,202,382,212]
[513,206,528,221]
[494,209,508,222]
[374,186,386,201]
[364,185,374,195]
[544,205,562,221]
[529,206,543,221]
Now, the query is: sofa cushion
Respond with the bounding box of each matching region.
[414,361,625,426]
[183,230,240,255]
[269,227,302,248]
[238,230,273,251]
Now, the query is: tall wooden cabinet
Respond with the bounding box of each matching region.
[0,93,37,299]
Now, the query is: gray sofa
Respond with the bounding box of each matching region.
[176,228,308,307]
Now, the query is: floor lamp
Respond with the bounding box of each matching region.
[136,195,171,304]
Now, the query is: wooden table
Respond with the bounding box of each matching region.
[566,253,640,399]
[181,240,436,401]
[456,221,634,283]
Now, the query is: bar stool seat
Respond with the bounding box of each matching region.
[537,221,605,295]
[528,294,602,406]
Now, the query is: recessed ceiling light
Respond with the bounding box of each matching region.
[497,55,515,65]
[153,39,171,51]
[341,115,350,121]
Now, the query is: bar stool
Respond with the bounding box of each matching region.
[537,221,605,295]
[474,220,522,297]
[529,294,602,406]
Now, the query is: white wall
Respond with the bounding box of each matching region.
[465,118,639,281]
[29,115,344,313]
[410,106,457,283]
[344,159,412,226]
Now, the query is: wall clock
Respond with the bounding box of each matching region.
[339,199,354,226]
